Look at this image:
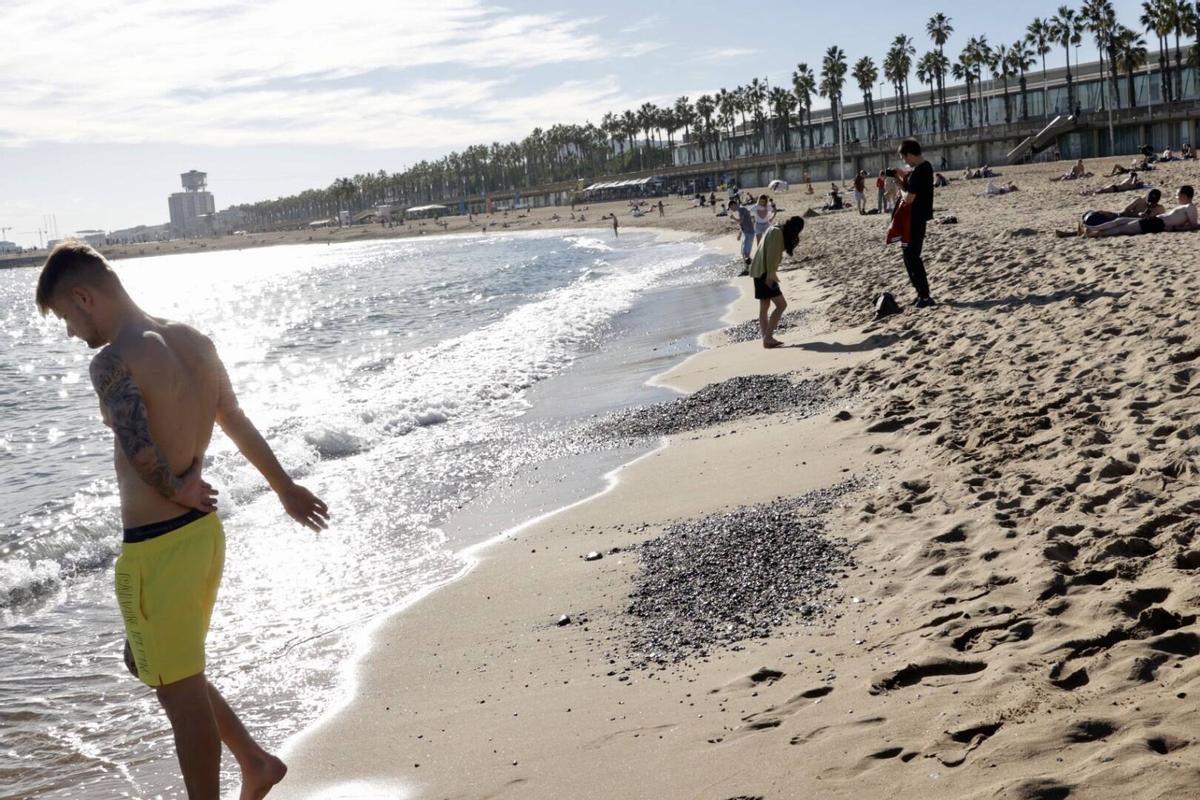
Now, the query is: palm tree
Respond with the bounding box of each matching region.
[916,52,939,132]
[331,177,356,224]
[674,97,695,164]
[1026,18,1054,116]
[1010,40,1037,119]
[747,78,769,153]
[716,88,738,156]
[891,35,917,134]
[1050,5,1084,113]
[1084,0,1122,110]
[926,13,954,133]
[852,56,880,142]
[792,64,817,149]
[1115,25,1149,106]
[820,46,848,151]
[967,35,993,125]
[694,94,716,162]
[621,110,641,169]
[952,55,976,128]
[1140,1,1173,102]
[992,44,1014,123]
[769,86,798,152]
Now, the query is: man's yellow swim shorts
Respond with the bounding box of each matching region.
[114,510,225,687]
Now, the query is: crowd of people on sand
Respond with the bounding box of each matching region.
[728,138,938,349]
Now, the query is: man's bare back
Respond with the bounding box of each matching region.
[39,241,328,799]
[93,319,221,528]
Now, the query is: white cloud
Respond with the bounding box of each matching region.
[696,48,760,63]
[0,0,658,150]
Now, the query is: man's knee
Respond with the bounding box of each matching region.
[155,673,212,720]
[775,297,788,311]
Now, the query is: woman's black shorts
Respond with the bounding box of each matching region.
[753,276,783,300]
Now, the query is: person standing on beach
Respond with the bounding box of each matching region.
[729,198,756,271]
[875,170,886,213]
[853,171,867,214]
[612,215,619,237]
[35,242,330,799]
[749,216,805,349]
[895,138,936,307]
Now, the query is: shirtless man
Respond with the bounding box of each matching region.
[35,242,330,799]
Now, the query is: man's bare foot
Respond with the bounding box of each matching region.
[763,339,783,349]
[241,754,287,800]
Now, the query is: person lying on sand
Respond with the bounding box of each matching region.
[962,166,998,180]
[933,172,950,188]
[1052,160,1090,181]
[1083,185,1198,237]
[1084,172,1145,195]
[1107,158,1153,176]
[1055,190,1165,237]
[980,180,1019,196]
[749,216,805,348]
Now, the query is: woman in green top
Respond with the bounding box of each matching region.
[749,216,805,348]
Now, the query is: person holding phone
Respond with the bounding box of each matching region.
[892,138,936,307]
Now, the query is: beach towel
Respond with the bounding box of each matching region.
[886,201,912,245]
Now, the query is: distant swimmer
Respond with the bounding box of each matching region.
[35,242,330,799]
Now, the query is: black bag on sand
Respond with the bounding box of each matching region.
[874,292,902,319]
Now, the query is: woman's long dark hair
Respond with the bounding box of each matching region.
[781,216,805,255]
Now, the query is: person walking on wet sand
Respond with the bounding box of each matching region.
[749,216,805,348]
[894,138,936,307]
[35,242,330,800]
[612,215,619,237]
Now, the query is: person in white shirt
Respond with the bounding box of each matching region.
[1084,185,1198,237]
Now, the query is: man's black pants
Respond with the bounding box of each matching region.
[903,219,931,299]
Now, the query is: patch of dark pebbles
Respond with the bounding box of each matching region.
[594,373,832,440]
[625,480,861,666]
[723,309,820,344]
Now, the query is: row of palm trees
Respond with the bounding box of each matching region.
[234,1,1198,231]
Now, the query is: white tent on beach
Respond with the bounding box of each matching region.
[768,179,789,192]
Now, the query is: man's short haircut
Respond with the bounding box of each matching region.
[1181,185,1195,200]
[1148,189,1162,204]
[898,138,922,156]
[35,241,119,315]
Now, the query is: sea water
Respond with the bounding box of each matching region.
[0,230,733,798]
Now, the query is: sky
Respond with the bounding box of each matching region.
[0,0,1142,248]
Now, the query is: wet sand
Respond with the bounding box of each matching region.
[272,156,1200,799]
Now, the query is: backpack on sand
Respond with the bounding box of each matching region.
[874,292,902,319]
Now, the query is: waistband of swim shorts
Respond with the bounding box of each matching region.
[123,509,212,544]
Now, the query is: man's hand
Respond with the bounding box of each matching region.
[174,459,218,513]
[279,482,330,531]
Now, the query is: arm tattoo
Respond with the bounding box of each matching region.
[89,349,181,499]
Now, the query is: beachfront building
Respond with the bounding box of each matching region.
[168,170,217,237]
[672,59,1199,177]
[0,240,19,254]
[108,223,171,245]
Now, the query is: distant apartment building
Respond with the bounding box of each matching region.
[0,240,19,254]
[168,170,216,235]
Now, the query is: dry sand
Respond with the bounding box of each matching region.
[269,156,1200,800]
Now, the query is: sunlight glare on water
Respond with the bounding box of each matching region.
[0,231,727,798]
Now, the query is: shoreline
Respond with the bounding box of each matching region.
[189,157,1200,797]
[275,229,743,758]
[269,214,902,798]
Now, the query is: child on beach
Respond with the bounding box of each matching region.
[749,216,805,348]
[35,242,329,799]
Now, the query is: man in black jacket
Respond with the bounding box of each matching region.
[898,138,935,307]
